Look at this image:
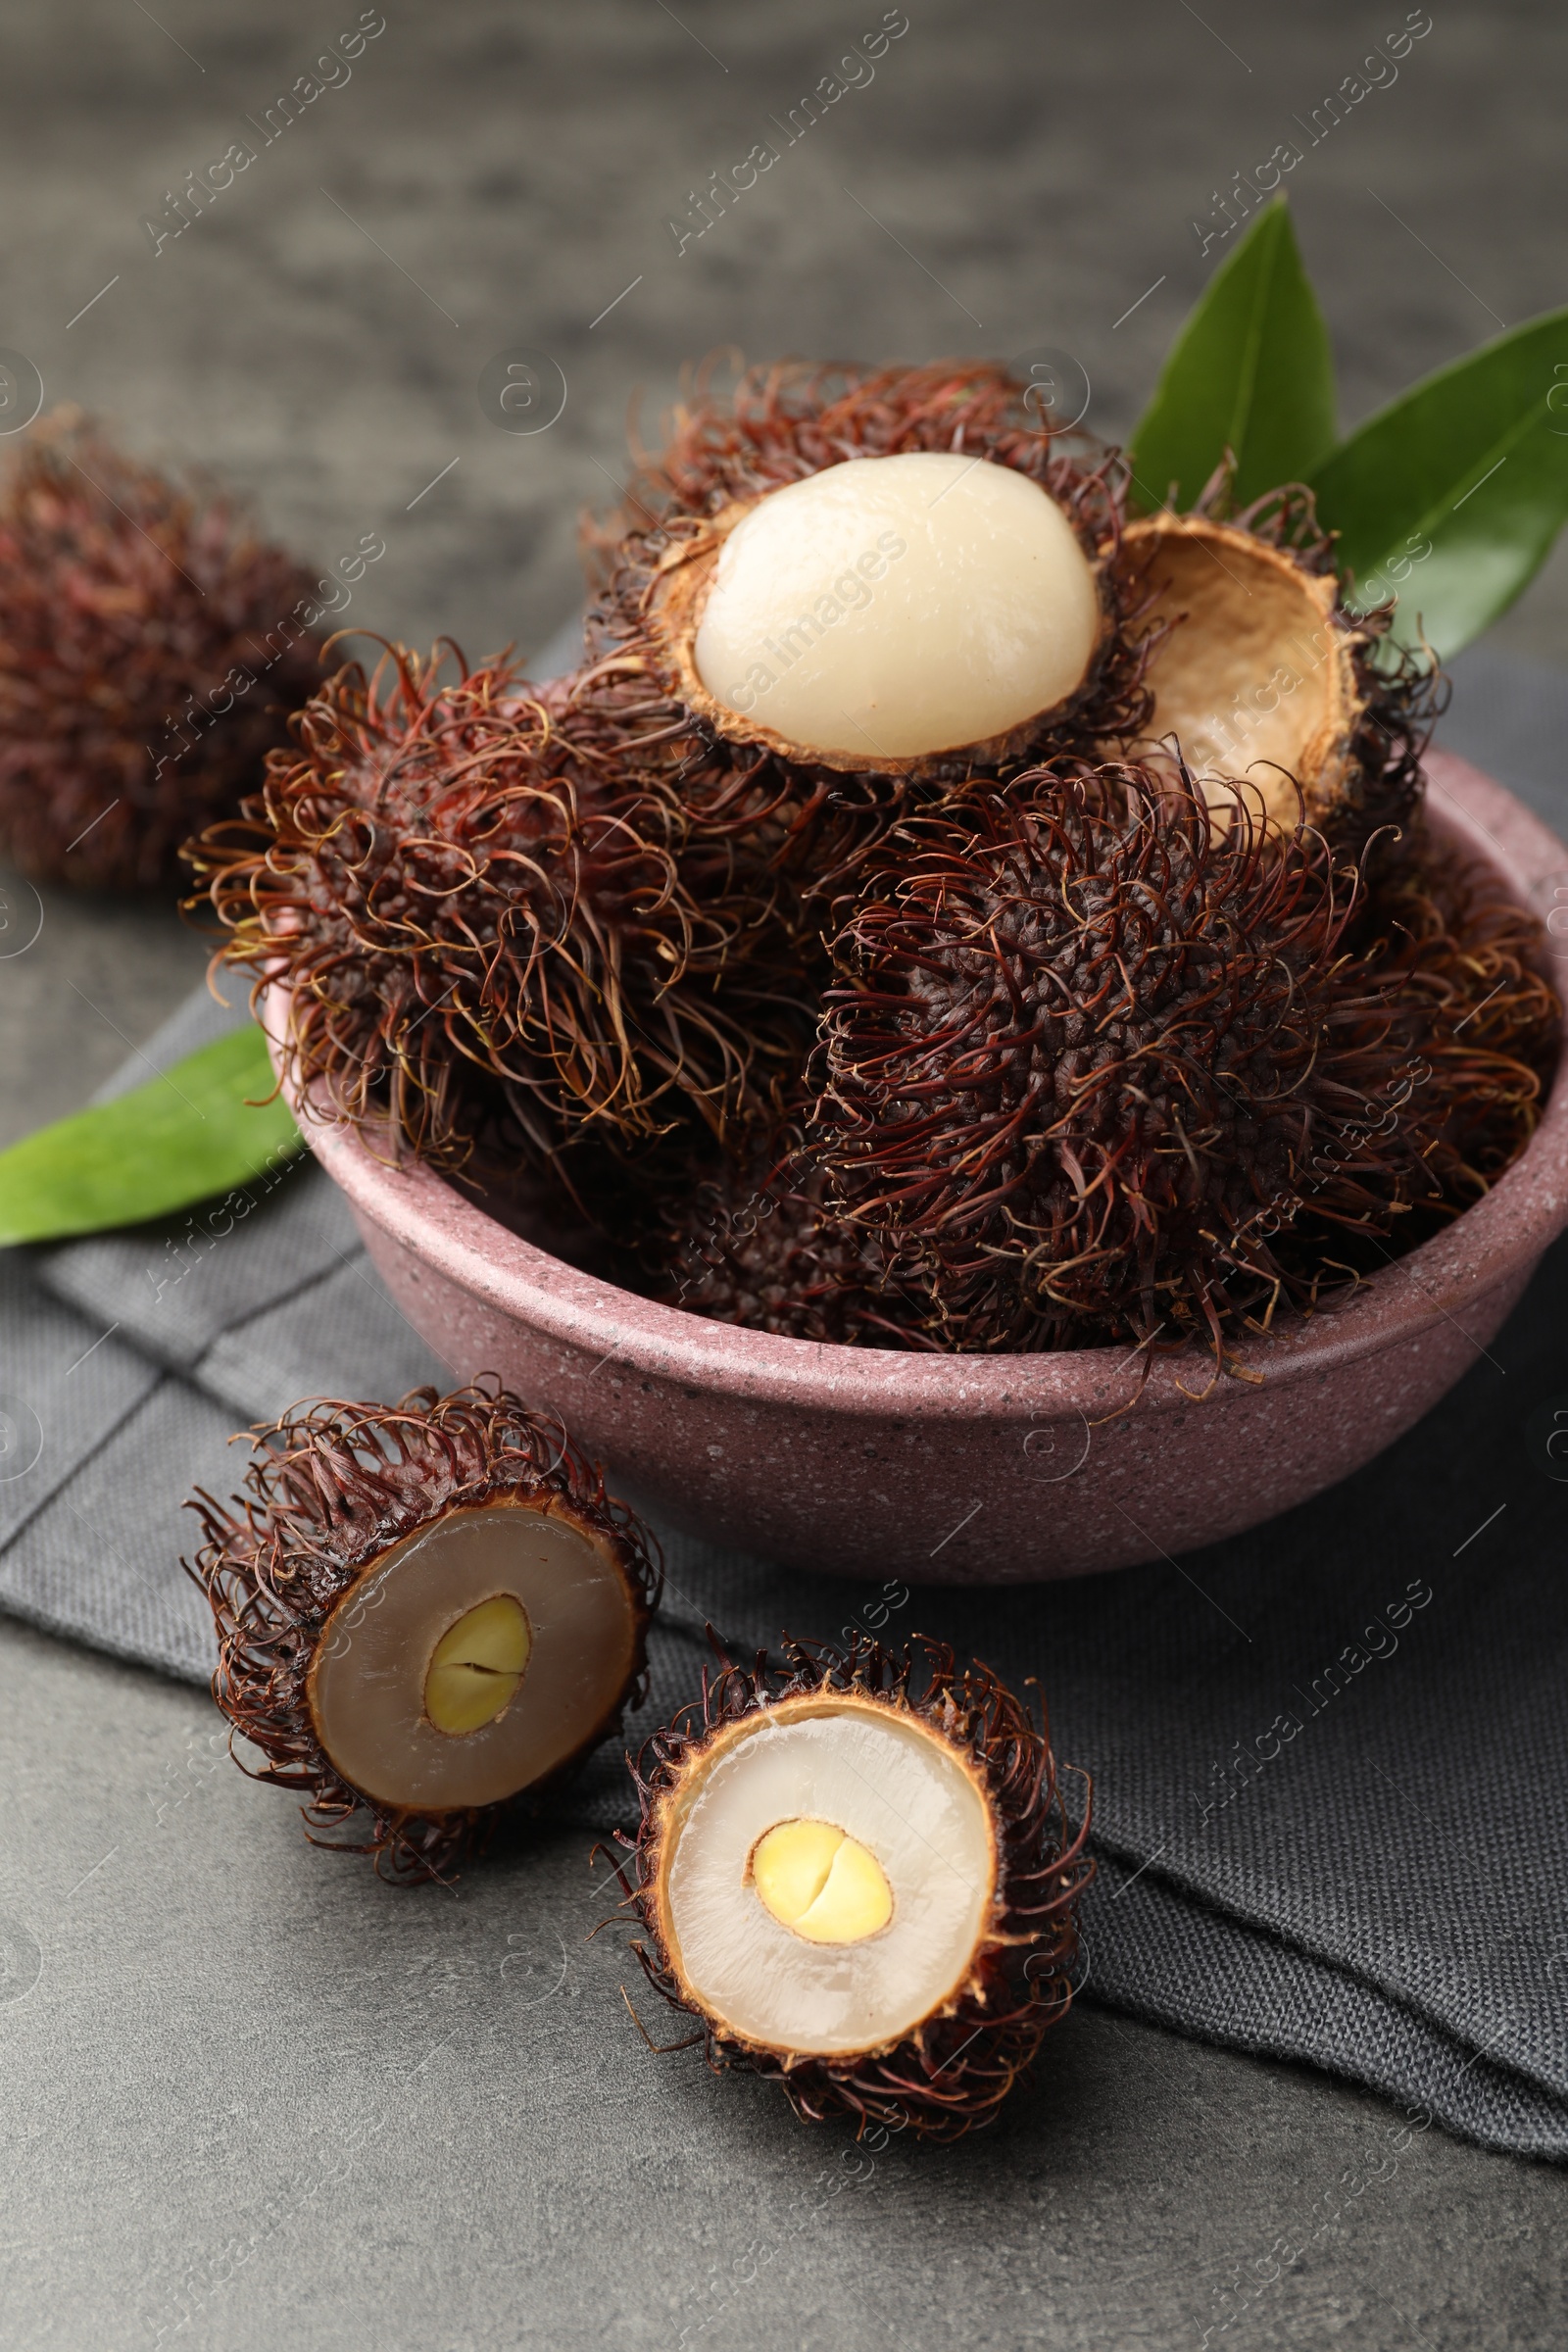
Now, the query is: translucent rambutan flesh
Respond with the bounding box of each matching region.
[0,412,324,890]
[185,1381,662,1885]
[610,1635,1092,2141]
[811,765,1555,1359]
[187,642,816,1178]
[1112,482,1445,860]
[667,450,1105,764]
[574,360,1162,907]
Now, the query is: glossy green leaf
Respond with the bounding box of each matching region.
[1310,308,1568,659]
[0,1024,304,1247]
[1128,197,1337,514]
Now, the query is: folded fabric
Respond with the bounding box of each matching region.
[3,640,1565,2163]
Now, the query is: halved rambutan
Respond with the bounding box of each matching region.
[1111,482,1443,856]
[611,1635,1092,2141]
[811,765,1495,1357]
[185,1382,661,1884]
[187,642,813,1177]
[0,412,323,889]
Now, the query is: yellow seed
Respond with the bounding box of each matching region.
[752,1817,893,1945]
[753,1817,838,1924]
[423,1593,531,1737]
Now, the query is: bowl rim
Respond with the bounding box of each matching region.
[268,749,1568,1428]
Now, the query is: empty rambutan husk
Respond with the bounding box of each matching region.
[185,1381,662,1885]
[573,359,1162,907]
[1111,479,1444,858]
[810,762,1551,1363]
[607,1634,1092,2141]
[0,411,324,890]
[187,640,816,1181]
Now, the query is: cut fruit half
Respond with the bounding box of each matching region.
[617,1637,1093,2140]
[186,1382,662,1883]
[307,1500,640,1812]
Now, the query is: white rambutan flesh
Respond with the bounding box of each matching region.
[691,451,1100,760]
[660,1698,996,2056]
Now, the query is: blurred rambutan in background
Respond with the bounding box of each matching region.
[0,412,325,891]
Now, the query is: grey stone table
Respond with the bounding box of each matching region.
[2,4,1567,2345]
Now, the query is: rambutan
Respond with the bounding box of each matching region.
[609,1634,1092,2141]
[573,361,1161,909]
[188,642,814,1178]
[651,1136,920,1348]
[0,413,323,889]
[1350,824,1559,1206]
[185,1381,661,1885]
[178,352,1554,1382]
[810,766,1523,1358]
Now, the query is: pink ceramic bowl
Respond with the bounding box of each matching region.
[271,751,1568,1585]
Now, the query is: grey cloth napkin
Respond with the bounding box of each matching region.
[4,641,1566,2166]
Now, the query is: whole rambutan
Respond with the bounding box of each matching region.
[0,412,324,889]
[188,642,814,1178]
[185,1381,662,1885]
[609,1633,1093,2142]
[1350,825,1559,1207]
[1113,478,1445,859]
[812,766,1482,1358]
[651,1133,921,1348]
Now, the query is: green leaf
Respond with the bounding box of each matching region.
[1128,197,1337,514]
[1309,308,1568,661]
[0,1024,304,1247]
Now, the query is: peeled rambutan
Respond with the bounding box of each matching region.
[185,1381,662,1885]
[812,765,1486,1357]
[188,642,814,1178]
[0,412,324,890]
[575,360,1161,907]
[1112,480,1444,858]
[610,1634,1092,2141]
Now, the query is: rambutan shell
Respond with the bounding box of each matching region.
[1117,512,1361,827]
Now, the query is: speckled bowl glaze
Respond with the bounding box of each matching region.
[271,753,1568,1584]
